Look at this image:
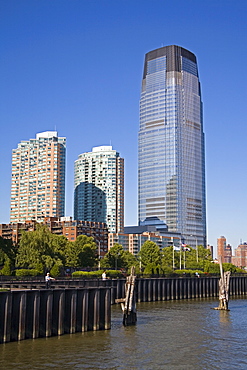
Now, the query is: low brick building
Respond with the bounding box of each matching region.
[0,217,108,257]
[232,243,247,268]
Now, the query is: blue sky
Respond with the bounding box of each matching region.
[0,0,246,254]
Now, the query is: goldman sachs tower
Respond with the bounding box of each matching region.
[138,45,206,248]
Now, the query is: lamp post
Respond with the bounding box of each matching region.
[171,237,175,270]
[196,237,198,263]
[173,245,175,270]
[115,252,120,270]
[139,235,142,272]
[98,241,101,270]
[180,241,182,270]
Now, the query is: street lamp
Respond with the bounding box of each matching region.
[171,237,175,269]
[98,241,101,270]
[115,252,120,270]
[196,236,198,263]
[180,245,182,270]
[180,237,184,270]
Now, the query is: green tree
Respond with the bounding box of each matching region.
[0,249,5,266]
[161,245,180,270]
[50,261,62,277]
[65,235,97,268]
[203,261,219,274]
[122,250,139,272]
[0,236,17,267]
[65,241,79,267]
[101,243,126,269]
[185,245,212,270]
[101,244,138,272]
[16,224,67,273]
[0,258,12,276]
[138,241,162,272]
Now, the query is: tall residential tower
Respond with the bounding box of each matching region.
[74,146,124,233]
[138,45,206,247]
[10,131,66,223]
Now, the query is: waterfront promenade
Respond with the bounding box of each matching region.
[1,274,247,301]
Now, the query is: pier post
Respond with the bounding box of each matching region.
[26,290,40,339]
[161,279,165,301]
[81,289,89,332]
[137,279,142,302]
[0,292,12,343]
[57,290,65,336]
[93,289,100,331]
[166,278,171,300]
[11,291,24,341]
[104,288,111,330]
[64,289,77,334]
[175,279,179,300]
[143,279,147,301]
[187,278,191,299]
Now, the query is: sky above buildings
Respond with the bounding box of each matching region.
[0,0,246,252]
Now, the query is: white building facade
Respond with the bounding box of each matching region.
[74,146,124,233]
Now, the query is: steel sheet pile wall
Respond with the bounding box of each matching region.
[0,288,111,344]
[108,276,247,303]
[135,276,247,302]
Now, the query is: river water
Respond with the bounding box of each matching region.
[0,297,247,369]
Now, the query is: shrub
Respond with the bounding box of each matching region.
[72,270,102,278]
[72,269,123,278]
[160,266,174,275]
[15,269,39,277]
[50,263,61,277]
[35,262,44,275]
[174,269,204,276]
[236,267,246,273]
[105,270,123,278]
[143,263,161,275]
[0,260,12,276]
[204,261,220,274]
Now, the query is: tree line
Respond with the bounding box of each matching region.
[0,224,243,276]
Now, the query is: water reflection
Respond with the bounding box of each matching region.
[218,310,231,324]
[0,297,247,369]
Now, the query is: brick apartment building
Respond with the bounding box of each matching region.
[217,236,232,263]
[0,217,108,257]
[232,243,247,269]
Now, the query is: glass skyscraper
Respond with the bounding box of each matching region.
[138,45,206,247]
[74,146,124,233]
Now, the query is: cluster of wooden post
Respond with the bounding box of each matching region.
[0,287,111,344]
[215,259,231,310]
[115,266,137,326]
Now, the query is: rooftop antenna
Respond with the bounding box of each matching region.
[55,125,57,132]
